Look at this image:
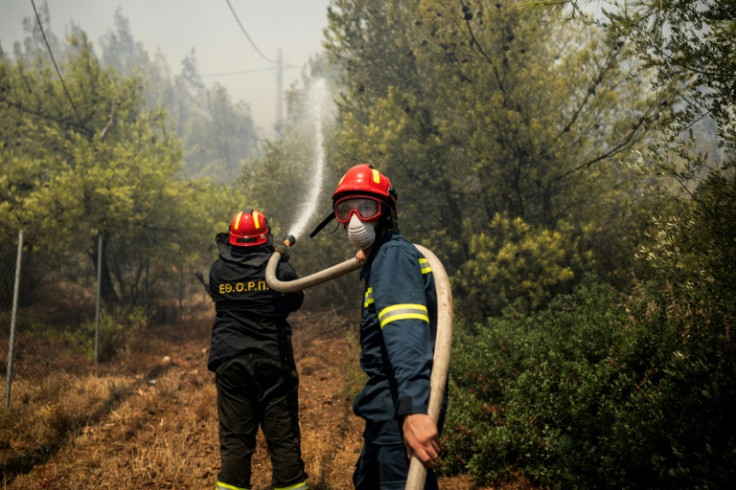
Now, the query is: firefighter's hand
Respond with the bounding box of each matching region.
[355,245,373,264]
[275,244,290,261]
[402,413,440,468]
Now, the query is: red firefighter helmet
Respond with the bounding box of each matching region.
[310,164,399,238]
[229,209,271,247]
[332,164,397,206]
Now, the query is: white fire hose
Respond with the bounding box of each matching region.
[266,243,453,490]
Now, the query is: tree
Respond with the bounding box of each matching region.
[184,83,258,180]
[602,0,735,141]
[547,0,734,181]
[0,27,210,311]
[324,0,672,315]
[99,8,150,79]
[97,10,260,182]
[545,0,736,318]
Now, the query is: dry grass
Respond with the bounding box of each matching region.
[1,306,512,489]
[0,372,132,477]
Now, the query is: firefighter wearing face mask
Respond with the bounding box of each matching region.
[208,209,308,490]
[313,164,445,489]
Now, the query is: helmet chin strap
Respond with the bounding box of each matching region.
[309,212,336,238]
[385,202,399,233]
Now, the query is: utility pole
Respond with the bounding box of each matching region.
[276,48,283,138]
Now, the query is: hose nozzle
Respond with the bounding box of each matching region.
[283,235,296,247]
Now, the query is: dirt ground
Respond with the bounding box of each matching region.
[4,307,484,489]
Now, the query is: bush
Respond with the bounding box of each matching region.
[439,275,736,489]
[70,306,148,362]
[453,215,591,320]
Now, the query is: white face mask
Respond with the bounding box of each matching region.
[347,214,376,250]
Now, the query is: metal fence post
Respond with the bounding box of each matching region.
[4,230,24,408]
[179,252,184,322]
[94,234,102,365]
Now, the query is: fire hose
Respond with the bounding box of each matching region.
[265,239,453,490]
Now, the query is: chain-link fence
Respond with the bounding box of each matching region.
[0,229,214,483]
[0,231,209,409]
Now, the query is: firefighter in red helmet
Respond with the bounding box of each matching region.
[314,164,445,489]
[208,209,308,490]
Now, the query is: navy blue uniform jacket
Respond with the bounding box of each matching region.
[355,230,438,445]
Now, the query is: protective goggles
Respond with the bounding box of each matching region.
[334,196,383,224]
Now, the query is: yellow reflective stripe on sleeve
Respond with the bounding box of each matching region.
[216,482,250,490]
[364,287,374,308]
[419,257,432,274]
[378,303,429,328]
[274,482,308,490]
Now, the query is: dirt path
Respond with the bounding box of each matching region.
[6,308,476,489]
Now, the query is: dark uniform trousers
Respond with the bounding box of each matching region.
[215,355,305,488]
[353,441,439,490]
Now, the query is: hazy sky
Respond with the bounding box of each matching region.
[0,0,333,138]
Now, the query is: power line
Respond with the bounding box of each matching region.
[202,64,300,79]
[30,0,82,123]
[202,67,274,78]
[224,0,275,63]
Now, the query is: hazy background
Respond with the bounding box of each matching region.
[0,0,332,138]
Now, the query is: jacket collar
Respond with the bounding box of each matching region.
[360,230,400,280]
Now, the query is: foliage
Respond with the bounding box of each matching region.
[97,9,260,181]
[455,214,592,318]
[597,0,735,144]
[71,306,148,362]
[182,83,258,180]
[441,274,736,488]
[326,0,669,227]
[323,0,672,317]
[0,20,214,312]
[638,170,736,308]
[442,145,736,485]
[554,1,735,218]
[442,279,631,487]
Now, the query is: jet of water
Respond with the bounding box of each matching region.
[287,78,331,241]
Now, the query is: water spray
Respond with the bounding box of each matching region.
[284,78,329,242]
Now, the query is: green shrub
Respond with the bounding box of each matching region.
[453,215,591,320]
[441,278,636,487]
[68,306,148,362]
[622,282,736,488]
[440,275,735,488]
